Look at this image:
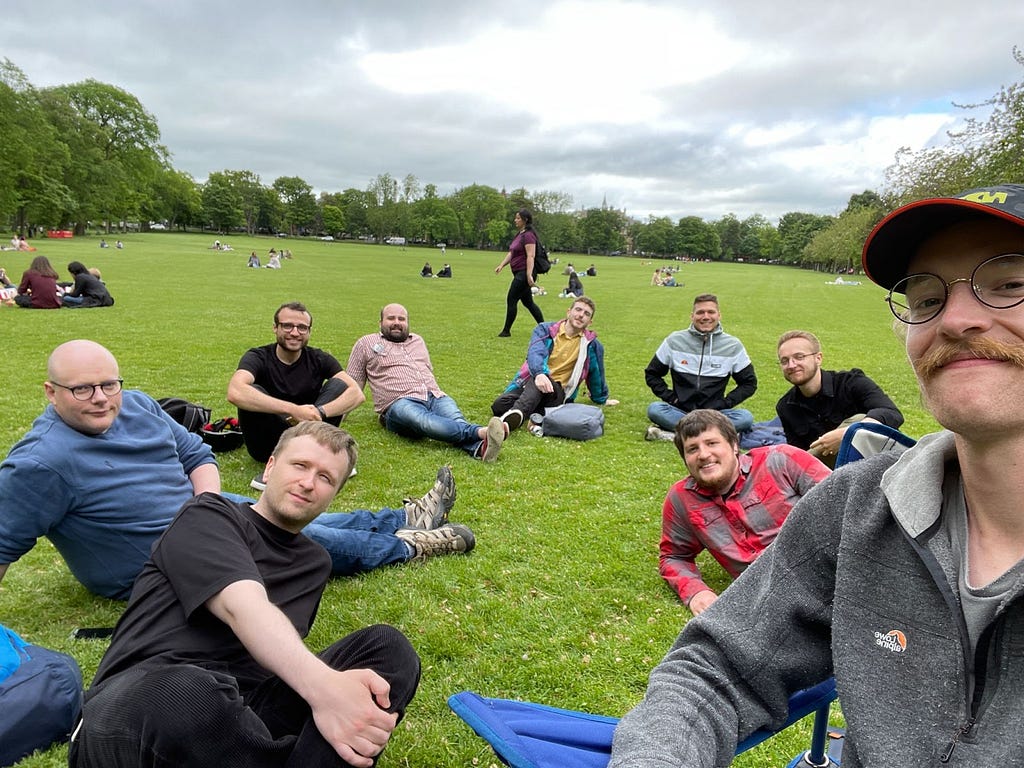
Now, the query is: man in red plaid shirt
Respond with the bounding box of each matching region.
[660,409,830,614]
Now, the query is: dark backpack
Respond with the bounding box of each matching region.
[532,240,551,276]
[1,625,83,766]
[157,397,212,433]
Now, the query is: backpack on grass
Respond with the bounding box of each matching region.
[158,398,244,452]
[539,403,604,441]
[0,624,83,766]
[157,397,212,433]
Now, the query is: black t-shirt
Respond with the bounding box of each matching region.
[90,493,331,695]
[238,344,343,405]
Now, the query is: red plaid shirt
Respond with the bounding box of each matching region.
[659,445,830,605]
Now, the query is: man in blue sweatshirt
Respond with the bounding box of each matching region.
[0,341,469,599]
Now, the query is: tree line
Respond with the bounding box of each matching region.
[2,48,1022,268]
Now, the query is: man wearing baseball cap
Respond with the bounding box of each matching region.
[610,184,1024,767]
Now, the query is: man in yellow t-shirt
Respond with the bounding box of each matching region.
[491,297,610,431]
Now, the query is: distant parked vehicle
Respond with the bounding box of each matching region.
[150,223,167,230]
[385,236,406,246]
[319,235,334,241]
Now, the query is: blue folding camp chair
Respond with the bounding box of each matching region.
[835,420,916,467]
[449,423,917,767]
[449,678,840,768]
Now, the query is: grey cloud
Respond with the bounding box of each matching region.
[5,0,1024,221]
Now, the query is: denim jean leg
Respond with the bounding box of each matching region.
[385,395,482,456]
[647,401,686,431]
[721,408,755,433]
[305,508,410,575]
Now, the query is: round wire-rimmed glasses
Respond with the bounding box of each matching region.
[886,253,1024,324]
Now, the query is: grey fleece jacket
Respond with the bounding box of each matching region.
[610,430,1024,767]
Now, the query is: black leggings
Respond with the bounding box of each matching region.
[501,270,544,334]
[491,378,566,421]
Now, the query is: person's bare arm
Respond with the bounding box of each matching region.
[227,369,308,421]
[321,371,365,418]
[207,580,397,767]
[188,463,221,496]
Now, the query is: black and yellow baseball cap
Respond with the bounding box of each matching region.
[862,184,1024,290]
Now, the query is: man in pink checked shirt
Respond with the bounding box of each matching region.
[347,303,507,463]
[660,408,830,614]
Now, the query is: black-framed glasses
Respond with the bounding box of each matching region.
[887,253,1024,325]
[778,352,817,366]
[51,379,123,401]
[276,322,311,334]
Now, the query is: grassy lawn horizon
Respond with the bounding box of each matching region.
[0,232,939,767]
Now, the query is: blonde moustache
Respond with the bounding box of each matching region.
[914,337,1024,380]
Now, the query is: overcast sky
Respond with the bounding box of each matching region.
[5,1,1023,222]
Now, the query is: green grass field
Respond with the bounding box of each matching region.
[0,232,940,767]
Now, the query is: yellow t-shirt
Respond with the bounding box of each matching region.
[547,326,582,386]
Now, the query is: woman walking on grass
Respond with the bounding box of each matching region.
[494,208,544,337]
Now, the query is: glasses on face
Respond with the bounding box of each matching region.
[887,253,1024,324]
[778,352,816,367]
[51,379,123,401]
[277,322,311,334]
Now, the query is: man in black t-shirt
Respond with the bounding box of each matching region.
[72,422,424,768]
[228,302,366,486]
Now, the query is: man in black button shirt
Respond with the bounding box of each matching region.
[775,329,904,466]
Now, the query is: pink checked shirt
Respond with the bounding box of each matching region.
[346,333,446,413]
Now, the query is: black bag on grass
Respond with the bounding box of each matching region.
[157,397,212,433]
[201,417,245,453]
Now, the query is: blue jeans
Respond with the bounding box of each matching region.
[647,401,755,433]
[224,493,410,574]
[305,509,411,574]
[384,394,483,457]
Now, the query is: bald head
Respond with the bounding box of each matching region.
[47,340,119,382]
[45,341,122,435]
[380,303,411,342]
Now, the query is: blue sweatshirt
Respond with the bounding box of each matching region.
[0,390,216,599]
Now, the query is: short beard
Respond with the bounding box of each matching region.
[914,337,1024,380]
[382,326,409,343]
